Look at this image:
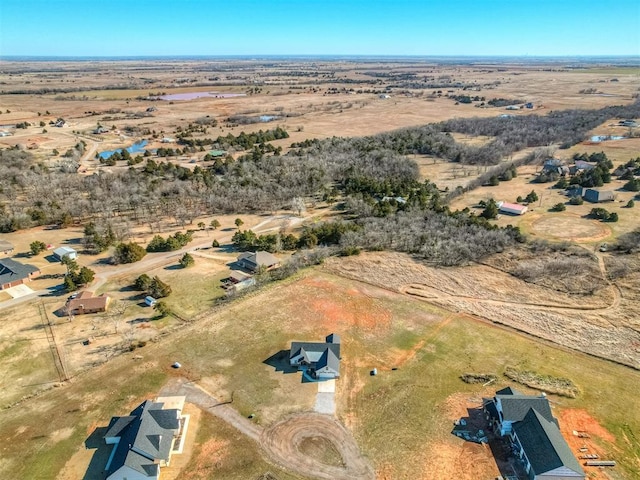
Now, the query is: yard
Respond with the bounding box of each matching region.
[0,268,638,479]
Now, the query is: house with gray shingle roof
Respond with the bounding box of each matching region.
[484,388,584,480]
[290,333,341,380]
[237,250,280,273]
[512,409,585,479]
[0,258,40,290]
[104,396,186,480]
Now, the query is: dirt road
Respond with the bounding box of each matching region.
[159,377,374,480]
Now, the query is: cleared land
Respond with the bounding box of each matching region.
[0,269,638,480]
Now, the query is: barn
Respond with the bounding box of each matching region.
[498,201,528,215]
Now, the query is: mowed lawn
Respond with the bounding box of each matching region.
[0,269,638,479]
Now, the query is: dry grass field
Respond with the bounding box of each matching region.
[1,61,638,167]
[1,60,639,480]
[0,269,638,480]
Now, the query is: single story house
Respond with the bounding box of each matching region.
[237,251,280,273]
[498,201,528,215]
[104,396,187,480]
[290,333,341,380]
[0,239,14,254]
[66,291,110,315]
[484,387,584,480]
[53,246,78,261]
[570,161,596,175]
[542,159,569,176]
[584,189,615,203]
[93,126,109,134]
[0,258,40,290]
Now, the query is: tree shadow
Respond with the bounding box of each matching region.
[82,426,111,480]
[163,264,182,271]
[263,349,297,374]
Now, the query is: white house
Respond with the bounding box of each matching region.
[53,246,78,261]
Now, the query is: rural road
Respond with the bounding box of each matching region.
[160,377,374,480]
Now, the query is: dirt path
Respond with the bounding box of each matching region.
[399,280,621,314]
[159,377,374,480]
[90,213,302,291]
[160,377,262,441]
[261,413,375,480]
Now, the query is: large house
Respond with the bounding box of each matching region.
[290,333,341,380]
[0,258,40,290]
[104,396,187,480]
[65,291,110,315]
[484,387,584,480]
[237,251,279,273]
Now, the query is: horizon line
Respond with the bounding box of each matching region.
[1,54,640,62]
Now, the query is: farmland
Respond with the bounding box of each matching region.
[1,58,639,480]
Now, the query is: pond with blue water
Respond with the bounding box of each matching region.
[99,140,149,159]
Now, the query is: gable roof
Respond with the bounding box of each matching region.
[53,246,76,257]
[584,189,614,202]
[67,291,109,312]
[106,400,180,478]
[495,386,520,396]
[0,258,39,286]
[316,348,340,374]
[237,251,279,268]
[513,408,584,477]
[496,393,555,424]
[290,341,341,362]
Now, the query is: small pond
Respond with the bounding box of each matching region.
[99,140,148,159]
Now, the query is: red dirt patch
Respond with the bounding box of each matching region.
[181,438,230,480]
[558,409,617,480]
[301,277,392,333]
[559,409,616,443]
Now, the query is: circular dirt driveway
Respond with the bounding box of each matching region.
[261,412,374,480]
[531,213,611,242]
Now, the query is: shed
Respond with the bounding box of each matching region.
[584,189,615,203]
[53,246,78,261]
[497,201,528,215]
[145,296,157,307]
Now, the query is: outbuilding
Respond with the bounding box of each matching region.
[145,296,157,307]
[53,246,78,261]
[584,189,615,203]
[497,201,528,215]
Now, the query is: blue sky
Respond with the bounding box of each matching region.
[1,0,639,57]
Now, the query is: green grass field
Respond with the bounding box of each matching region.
[0,269,638,479]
